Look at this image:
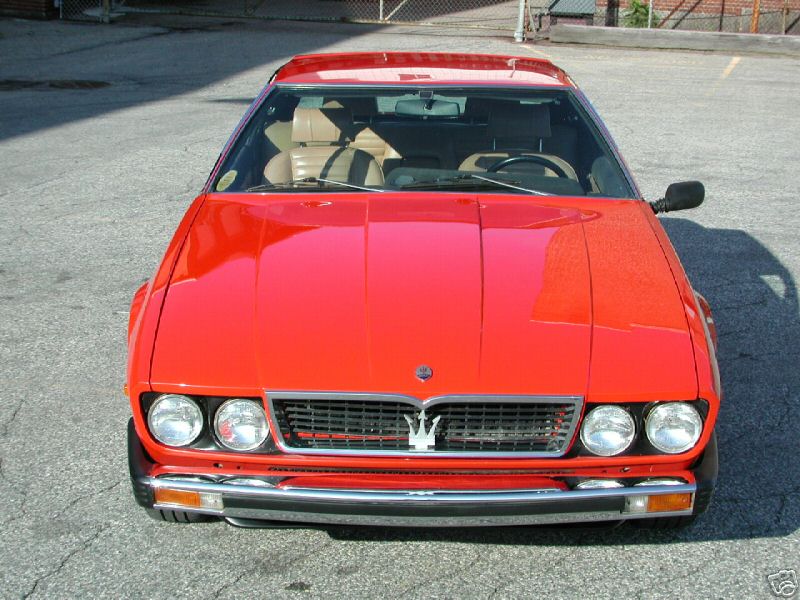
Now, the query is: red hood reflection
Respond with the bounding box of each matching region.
[151,192,696,402]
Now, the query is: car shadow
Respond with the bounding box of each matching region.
[319,217,799,545]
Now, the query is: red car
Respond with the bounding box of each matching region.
[127,52,719,529]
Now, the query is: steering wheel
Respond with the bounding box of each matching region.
[487,155,570,179]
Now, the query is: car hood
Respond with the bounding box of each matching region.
[151,193,697,401]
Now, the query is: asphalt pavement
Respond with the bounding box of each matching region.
[0,14,798,600]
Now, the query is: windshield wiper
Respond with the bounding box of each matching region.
[398,174,550,196]
[246,177,384,193]
[308,177,385,193]
[246,182,300,192]
[469,174,551,196]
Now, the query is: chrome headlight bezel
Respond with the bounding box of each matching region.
[147,394,204,447]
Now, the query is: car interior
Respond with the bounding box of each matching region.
[214,87,633,198]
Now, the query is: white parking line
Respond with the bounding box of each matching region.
[517,45,552,59]
[706,56,741,96]
[722,56,742,77]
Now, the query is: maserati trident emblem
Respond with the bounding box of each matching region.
[415,364,433,382]
[404,410,440,451]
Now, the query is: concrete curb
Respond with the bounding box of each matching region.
[550,24,800,56]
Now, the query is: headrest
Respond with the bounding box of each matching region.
[489,102,551,140]
[291,108,348,143]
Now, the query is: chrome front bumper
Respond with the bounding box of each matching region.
[146,477,697,527]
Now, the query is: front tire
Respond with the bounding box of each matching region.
[146,508,213,523]
[631,514,697,529]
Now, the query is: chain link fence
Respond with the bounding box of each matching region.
[59,0,106,20]
[59,0,523,30]
[58,0,798,36]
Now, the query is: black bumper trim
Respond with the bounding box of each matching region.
[222,492,624,518]
[128,418,155,508]
[691,430,718,515]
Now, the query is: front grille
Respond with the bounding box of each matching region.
[268,393,582,456]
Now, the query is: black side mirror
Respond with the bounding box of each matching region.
[650,181,705,214]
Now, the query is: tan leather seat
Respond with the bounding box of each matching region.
[322,97,399,166]
[459,102,578,181]
[263,120,297,154]
[263,108,384,186]
[351,127,400,165]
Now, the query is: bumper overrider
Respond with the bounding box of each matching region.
[128,420,718,527]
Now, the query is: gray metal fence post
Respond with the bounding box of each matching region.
[379,0,384,20]
[514,0,526,41]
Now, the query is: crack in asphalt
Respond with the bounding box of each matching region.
[21,524,108,599]
[0,467,124,529]
[728,349,800,362]
[52,479,125,520]
[398,553,484,598]
[0,455,31,528]
[0,399,24,438]
[0,492,29,528]
[717,328,749,338]
[714,297,769,311]
[631,559,709,600]
[208,562,262,600]
[487,537,587,599]
[716,486,800,505]
[715,486,799,532]
[722,400,793,448]
[46,30,174,60]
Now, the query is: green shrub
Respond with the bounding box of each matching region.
[623,0,660,28]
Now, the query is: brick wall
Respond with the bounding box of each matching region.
[0,0,57,18]
[597,0,800,16]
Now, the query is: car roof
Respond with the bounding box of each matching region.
[273,52,574,87]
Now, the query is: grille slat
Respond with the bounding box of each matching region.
[270,394,581,456]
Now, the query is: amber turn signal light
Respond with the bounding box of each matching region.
[154,488,202,507]
[647,493,693,513]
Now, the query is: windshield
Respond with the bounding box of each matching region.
[212,86,634,198]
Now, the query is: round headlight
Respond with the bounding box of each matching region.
[580,405,636,457]
[645,402,702,454]
[214,399,270,451]
[147,394,203,447]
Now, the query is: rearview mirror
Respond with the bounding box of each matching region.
[651,181,705,213]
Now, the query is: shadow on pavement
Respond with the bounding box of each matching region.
[0,18,378,143]
[323,218,799,545]
[0,15,506,143]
